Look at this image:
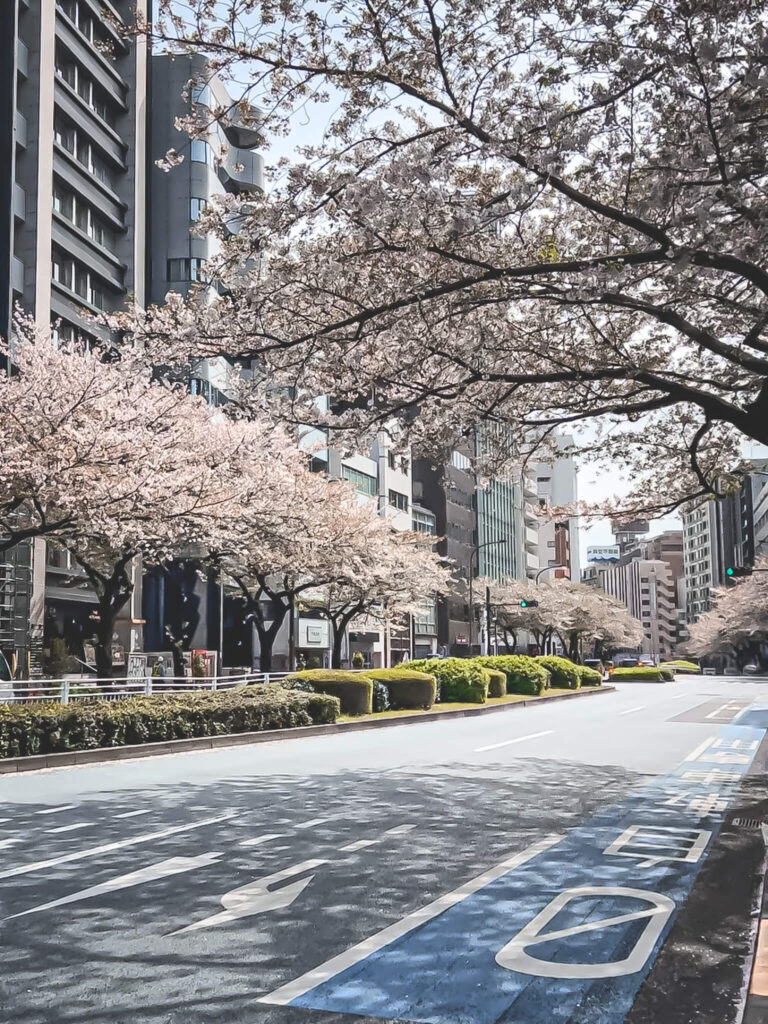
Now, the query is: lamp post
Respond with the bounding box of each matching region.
[468,538,511,654]
[535,564,570,583]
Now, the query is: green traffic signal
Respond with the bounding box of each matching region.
[520,599,528,608]
[726,566,735,576]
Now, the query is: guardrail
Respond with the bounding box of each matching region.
[0,672,295,705]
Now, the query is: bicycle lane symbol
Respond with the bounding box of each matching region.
[262,721,764,1023]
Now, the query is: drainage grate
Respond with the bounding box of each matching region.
[731,817,765,829]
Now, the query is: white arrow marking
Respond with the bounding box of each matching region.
[172,858,327,935]
[6,854,222,920]
[0,813,233,881]
[260,834,562,1006]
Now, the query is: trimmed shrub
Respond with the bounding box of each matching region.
[285,669,373,715]
[407,658,489,704]
[660,660,700,674]
[366,669,437,710]
[535,655,581,689]
[0,685,339,759]
[372,680,391,713]
[579,666,603,687]
[611,667,669,682]
[474,655,549,696]
[468,661,506,696]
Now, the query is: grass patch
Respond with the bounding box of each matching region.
[337,688,577,723]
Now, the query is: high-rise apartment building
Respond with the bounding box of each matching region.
[2,0,148,673]
[534,438,580,582]
[600,555,682,661]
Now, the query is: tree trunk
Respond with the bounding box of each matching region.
[331,620,345,669]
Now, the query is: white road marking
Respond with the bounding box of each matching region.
[239,833,285,848]
[46,822,89,834]
[295,818,328,830]
[7,853,222,920]
[115,809,152,819]
[705,702,744,720]
[260,833,563,1006]
[385,824,416,836]
[35,804,78,815]
[0,813,233,881]
[172,858,326,935]
[0,818,11,824]
[619,706,645,716]
[684,737,716,762]
[475,730,553,753]
[341,838,378,852]
[0,838,20,850]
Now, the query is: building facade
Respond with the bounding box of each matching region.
[600,556,682,661]
[534,440,580,582]
[2,0,148,674]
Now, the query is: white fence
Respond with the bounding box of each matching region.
[0,672,295,705]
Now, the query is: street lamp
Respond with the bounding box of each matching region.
[535,564,569,583]
[468,538,511,654]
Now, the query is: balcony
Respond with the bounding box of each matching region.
[17,38,29,78]
[13,183,25,221]
[525,526,538,549]
[14,109,27,149]
[222,101,263,150]
[11,257,24,295]
[219,146,264,194]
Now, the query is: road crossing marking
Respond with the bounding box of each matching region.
[341,838,378,852]
[35,804,78,815]
[706,701,746,721]
[620,705,645,715]
[6,854,223,920]
[0,813,234,881]
[259,834,563,1006]
[295,818,328,829]
[46,823,89,834]
[115,809,152,819]
[475,730,553,753]
[385,824,416,836]
[172,858,327,935]
[341,824,416,852]
[239,833,285,848]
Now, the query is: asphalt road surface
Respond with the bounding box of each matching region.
[2,676,768,1024]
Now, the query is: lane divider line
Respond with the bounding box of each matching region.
[0,813,234,881]
[259,834,563,1006]
[684,737,716,762]
[475,730,554,753]
[115,809,152,819]
[620,706,646,716]
[46,823,89,835]
[34,804,78,815]
[239,833,285,848]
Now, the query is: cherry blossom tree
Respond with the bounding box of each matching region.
[686,561,768,670]
[487,576,642,657]
[127,0,768,515]
[308,526,453,668]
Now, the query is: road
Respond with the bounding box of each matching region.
[2,676,768,1024]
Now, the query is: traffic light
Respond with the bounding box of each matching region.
[725,566,752,585]
[519,599,540,608]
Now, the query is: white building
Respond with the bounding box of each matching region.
[601,558,682,661]
[681,500,720,622]
[534,438,580,582]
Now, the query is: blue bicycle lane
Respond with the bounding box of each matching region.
[262,714,768,1024]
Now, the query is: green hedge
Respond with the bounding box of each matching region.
[407,658,490,704]
[579,666,603,687]
[474,655,549,696]
[285,669,373,715]
[611,667,670,682]
[535,656,581,689]
[366,669,437,710]
[660,660,700,674]
[0,685,339,759]
[484,668,507,698]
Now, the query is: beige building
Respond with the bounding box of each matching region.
[600,558,682,661]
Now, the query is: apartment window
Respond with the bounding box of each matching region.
[167,258,207,283]
[547,540,556,548]
[191,83,211,106]
[388,490,408,512]
[388,451,396,470]
[412,509,436,535]
[55,48,112,124]
[537,476,551,483]
[53,185,115,250]
[54,116,116,189]
[52,246,107,309]
[190,140,214,166]
[451,450,471,471]
[190,197,208,220]
[342,465,377,496]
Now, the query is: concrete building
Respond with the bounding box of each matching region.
[2,0,148,673]
[142,52,265,669]
[534,439,580,582]
[681,501,720,622]
[600,556,682,662]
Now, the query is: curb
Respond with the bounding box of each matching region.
[0,684,615,775]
